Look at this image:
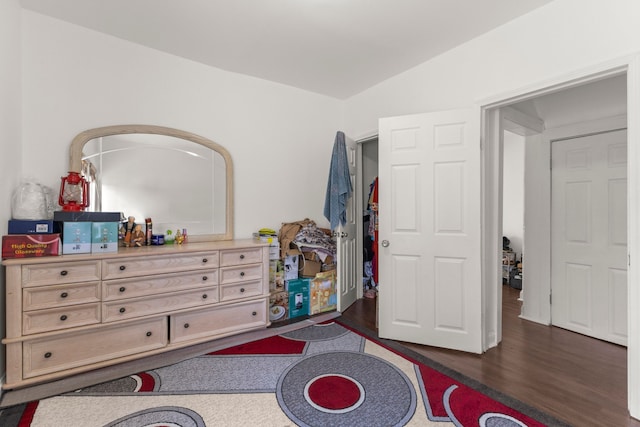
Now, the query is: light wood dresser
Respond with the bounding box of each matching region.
[2,239,270,389]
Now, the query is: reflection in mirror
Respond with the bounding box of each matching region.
[70,125,233,241]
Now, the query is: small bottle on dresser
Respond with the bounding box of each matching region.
[145,218,153,245]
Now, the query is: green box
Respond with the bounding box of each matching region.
[91,222,119,253]
[61,222,92,254]
[287,278,310,319]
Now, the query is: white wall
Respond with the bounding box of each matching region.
[502,131,525,258]
[344,0,640,137]
[21,11,344,238]
[0,0,23,388]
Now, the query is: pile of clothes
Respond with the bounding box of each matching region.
[278,219,336,267]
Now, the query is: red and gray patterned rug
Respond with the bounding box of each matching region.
[2,320,567,426]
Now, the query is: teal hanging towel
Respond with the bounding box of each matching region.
[323,131,353,230]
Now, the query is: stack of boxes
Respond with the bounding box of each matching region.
[2,219,61,259]
[1,211,121,259]
[265,225,338,323]
[54,211,121,255]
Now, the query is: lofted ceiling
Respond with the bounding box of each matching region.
[20,0,554,99]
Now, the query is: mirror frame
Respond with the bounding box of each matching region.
[69,124,234,242]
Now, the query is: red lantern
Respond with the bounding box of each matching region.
[59,171,89,211]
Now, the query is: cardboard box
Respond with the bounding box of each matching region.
[284,255,299,281]
[91,222,119,253]
[310,270,337,315]
[8,219,60,235]
[269,290,289,322]
[301,258,322,278]
[2,234,60,259]
[303,251,319,261]
[287,278,310,319]
[61,222,92,254]
[53,211,122,222]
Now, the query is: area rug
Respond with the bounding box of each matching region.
[0,320,566,427]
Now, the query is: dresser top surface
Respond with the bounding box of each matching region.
[2,239,267,266]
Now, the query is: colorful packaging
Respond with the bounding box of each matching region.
[286,278,310,319]
[310,270,337,315]
[91,222,119,253]
[61,222,92,254]
[269,290,289,323]
[2,234,60,259]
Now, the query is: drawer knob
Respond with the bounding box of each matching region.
[119,307,126,313]
[252,311,257,316]
[240,272,245,277]
[119,265,126,271]
[146,331,152,337]
[44,352,52,358]
[119,286,126,293]
[202,276,208,281]
[60,292,68,298]
[60,270,68,276]
[202,258,208,263]
[184,323,190,329]
[240,254,245,259]
[202,294,208,299]
[240,288,245,293]
[60,315,68,321]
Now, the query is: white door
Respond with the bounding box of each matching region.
[378,108,483,353]
[336,136,358,312]
[551,130,628,345]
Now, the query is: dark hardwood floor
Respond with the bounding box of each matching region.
[342,285,640,427]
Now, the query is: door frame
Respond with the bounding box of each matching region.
[480,54,640,417]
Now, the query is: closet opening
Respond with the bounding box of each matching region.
[356,136,379,302]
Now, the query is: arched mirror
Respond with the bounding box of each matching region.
[69,125,233,241]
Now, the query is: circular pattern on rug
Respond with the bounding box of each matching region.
[103,406,205,427]
[479,412,528,427]
[304,374,365,413]
[277,351,416,427]
[281,322,350,342]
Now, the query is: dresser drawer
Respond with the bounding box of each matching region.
[220,280,263,302]
[220,247,263,267]
[23,282,101,311]
[23,317,167,379]
[103,269,218,301]
[23,303,101,335]
[102,286,218,322]
[102,251,218,279]
[170,298,268,344]
[219,263,262,284]
[22,261,101,287]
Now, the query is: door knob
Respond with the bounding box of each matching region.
[341,232,348,238]
[381,240,389,247]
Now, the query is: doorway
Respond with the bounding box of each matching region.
[495,74,628,345]
[356,136,379,302]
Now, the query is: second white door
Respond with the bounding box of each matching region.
[551,129,627,345]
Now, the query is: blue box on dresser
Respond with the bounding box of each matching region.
[8,220,60,235]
